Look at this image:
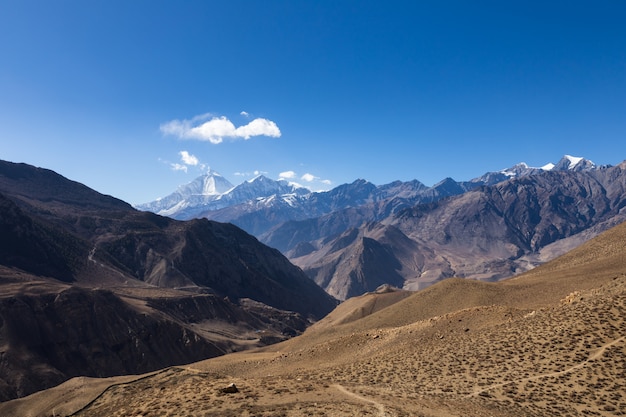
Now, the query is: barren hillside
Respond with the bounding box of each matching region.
[4,218,625,416]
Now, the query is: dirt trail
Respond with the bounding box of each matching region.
[333,384,387,416]
[467,335,625,398]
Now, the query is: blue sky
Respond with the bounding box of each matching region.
[1,1,625,205]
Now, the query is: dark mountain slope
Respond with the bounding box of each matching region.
[393,169,620,253]
[0,160,337,401]
[0,193,88,281]
[0,160,132,212]
[98,217,336,318]
[292,222,436,300]
[0,285,223,401]
[0,160,337,318]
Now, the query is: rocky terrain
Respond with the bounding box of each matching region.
[3,209,625,417]
[0,160,337,400]
[286,162,626,299]
[138,156,626,300]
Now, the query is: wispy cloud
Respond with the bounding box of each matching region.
[301,173,317,182]
[171,163,188,172]
[163,150,205,173]
[160,113,281,144]
[234,170,266,177]
[179,150,199,166]
[279,170,297,179]
[278,170,332,190]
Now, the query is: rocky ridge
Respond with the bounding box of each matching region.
[0,159,337,400]
[291,166,626,299]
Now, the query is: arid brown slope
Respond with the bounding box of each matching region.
[5,219,625,416]
[0,160,337,401]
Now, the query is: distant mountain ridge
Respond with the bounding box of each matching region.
[137,154,605,238]
[287,164,626,299]
[136,172,308,219]
[137,154,625,301]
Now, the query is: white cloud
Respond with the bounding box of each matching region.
[277,170,332,189]
[161,150,204,173]
[288,181,305,189]
[240,111,249,117]
[235,118,281,139]
[171,163,187,172]
[179,151,199,166]
[187,117,235,144]
[301,173,317,182]
[279,170,297,179]
[160,113,281,144]
[234,169,267,178]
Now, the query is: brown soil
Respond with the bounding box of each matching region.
[3,222,626,417]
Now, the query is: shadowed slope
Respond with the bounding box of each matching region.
[0,160,337,318]
[6,218,626,416]
[0,160,337,401]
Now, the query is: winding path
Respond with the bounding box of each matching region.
[467,335,625,398]
[333,384,387,417]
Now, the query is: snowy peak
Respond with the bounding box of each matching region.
[137,153,608,224]
[246,174,273,184]
[233,175,308,198]
[134,169,234,215]
[182,169,234,196]
[551,155,597,172]
[470,163,541,187]
[501,155,598,175]
[471,155,601,187]
[500,162,538,178]
[136,171,313,220]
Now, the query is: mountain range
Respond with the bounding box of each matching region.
[136,155,604,231]
[138,155,626,299]
[0,160,336,401]
[4,206,625,416]
[2,154,625,409]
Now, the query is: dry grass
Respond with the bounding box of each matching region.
[3,222,626,417]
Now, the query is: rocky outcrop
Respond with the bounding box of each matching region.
[290,165,626,299]
[0,287,222,401]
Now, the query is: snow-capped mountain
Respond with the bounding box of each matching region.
[135,154,620,302]
[136,169,234,216]
[221,175,309,205]
[470,162,541,186]
[552,154,598,171]
[136,171,309,220]
[137,155,604,232]
[470,155,599,186]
